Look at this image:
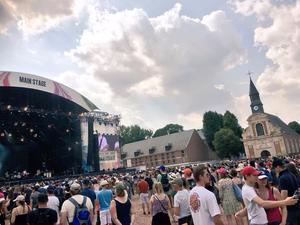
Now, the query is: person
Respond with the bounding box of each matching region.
[255,172,287,225]
[30,184,40,210]
[47,186,60,225]
[183,168,195,190]
[81,179,96,208]
[145,173,154,197]
[217,168,243,225]
[236,166,298,225]
[157,166,171,196]
[11,195,30,225]
[27,193,57,225]
[97,180,113,225]
[0,198,7,225]
[230,169,243,189]
[137,176,150,215]
[60,182,94,225]
[110,183,135,225]
[172,178,192,225]
[150,182,171,225]
[273,160,300,225]
[189,165,224,225]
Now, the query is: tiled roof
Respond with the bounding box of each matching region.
[122,129,196,159]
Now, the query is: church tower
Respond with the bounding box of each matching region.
[249,78,264,114]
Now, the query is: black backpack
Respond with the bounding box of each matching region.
[161,174,170,192]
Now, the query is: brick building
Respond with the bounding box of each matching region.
[242,79,300,158]
[121,129,217,169]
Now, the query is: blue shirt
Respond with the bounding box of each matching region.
[97,189,112,211]
[81,188,96,207]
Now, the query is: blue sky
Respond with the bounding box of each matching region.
[0,0,299,130]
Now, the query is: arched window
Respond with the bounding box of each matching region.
[256,123,265,136]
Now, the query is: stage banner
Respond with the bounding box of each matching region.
[80,117,89,172]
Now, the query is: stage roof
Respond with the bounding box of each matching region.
[0,71,98,112]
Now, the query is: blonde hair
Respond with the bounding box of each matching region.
[153,182,163,194]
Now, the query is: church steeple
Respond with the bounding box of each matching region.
[249,78,264,114]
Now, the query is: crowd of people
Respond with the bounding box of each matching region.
[0,155,299,225]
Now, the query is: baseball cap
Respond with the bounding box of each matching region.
[258,171,268,180]
[70,182,81,191]
[183,168,192,176]
[159,165,166,171]
[171,178,183,187]
[13,195,25,202]
[240,166,261,176]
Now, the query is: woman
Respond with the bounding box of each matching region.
[218,168,243,225]
[230,169,243,189]
[150,182,171,225]
[255,172,287,225]
[0,198,7,225]
[10,195,30,225]
[110,183,135,225]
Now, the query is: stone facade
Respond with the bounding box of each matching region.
[242,79,300,158]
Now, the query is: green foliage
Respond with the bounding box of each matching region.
[119,125,153,145]
[213,128,244,158]
[202,111,223,150]
[288,121,300,134]
[153,124,183,137]
[223,111,243,137]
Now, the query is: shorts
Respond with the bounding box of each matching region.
[100,209,112,225]
[140,192,149,204]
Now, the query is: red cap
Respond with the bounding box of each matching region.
[184,168,192,176]
[217,167,227,174]
[241,166,261,176]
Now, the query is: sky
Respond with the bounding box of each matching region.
[0,0,299,130]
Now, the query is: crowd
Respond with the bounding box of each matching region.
[0,155,299,225]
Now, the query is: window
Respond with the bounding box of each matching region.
[165,143,172,151]
[256,123,265,136]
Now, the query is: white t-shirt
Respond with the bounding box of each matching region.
[47,195,60,223]
[61,194,93,222]
[189,186,220,225]
[242,184,268,224]
[174,189,191,219]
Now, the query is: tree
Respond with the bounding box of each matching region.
[119,125,153,145]
[213,128,244,158]
[223,111,243,137]
[153,124,184,137]
[202,111,223,150]
[288,121,300,134]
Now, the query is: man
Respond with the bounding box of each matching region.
[81,179,96,208]
[30,184,40,209]
[239,165,298,225]
[183,167,195,190]
[47,186,60,224]
[27,193,57,225]
[137,176,150,215]
[172,178,192,225]
[97,180,113,225]
[60,183,93,225]
[145,173,154,197]
[189,165,224,225]
[273,159,300,225]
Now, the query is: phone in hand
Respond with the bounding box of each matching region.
[293,190,300,199]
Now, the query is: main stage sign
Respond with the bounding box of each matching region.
[0,71,97,112]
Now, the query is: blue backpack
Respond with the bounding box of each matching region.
[69,197,92,225]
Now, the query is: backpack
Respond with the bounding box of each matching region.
[68,196,92,225]
[161,174,170,192]
[33,209,52,225]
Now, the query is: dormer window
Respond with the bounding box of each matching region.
[149,147,156,154]
[134,149,141,157]
[165,143,172,151]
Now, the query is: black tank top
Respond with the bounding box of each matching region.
[113,199,131,225]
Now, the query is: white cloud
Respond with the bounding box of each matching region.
[231,0,300,124]
[0,0,76,36]
[214,84,225,90]
[177,112,203,129]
